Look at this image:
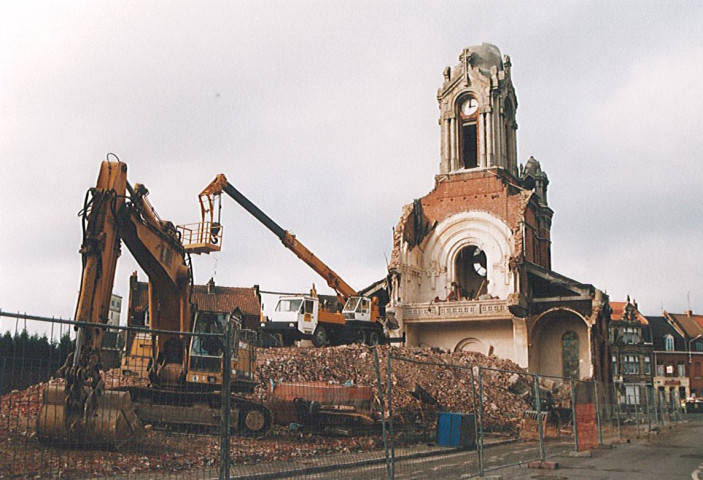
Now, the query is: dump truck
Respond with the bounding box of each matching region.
[37,159,270,448]
[192,174,401,347]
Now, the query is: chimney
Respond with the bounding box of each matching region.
[207,277,216,295]
[685,309,693,317]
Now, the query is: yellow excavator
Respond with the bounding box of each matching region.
[37,159,270,448]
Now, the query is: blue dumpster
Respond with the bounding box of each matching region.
[436,412,476,448]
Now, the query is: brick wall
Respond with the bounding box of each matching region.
[413,169,551,270]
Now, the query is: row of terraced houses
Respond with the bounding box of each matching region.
[609,298,703,408]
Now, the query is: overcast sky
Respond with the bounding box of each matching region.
[1,1,702,332]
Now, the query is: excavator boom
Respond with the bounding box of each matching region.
[38,160,141,447]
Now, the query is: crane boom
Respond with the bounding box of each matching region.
[189,173,403,348]
[201,175,357,303]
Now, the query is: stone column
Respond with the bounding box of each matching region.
[478,113,486,168]
[449,117,457,171]
[485,108,494,167]
[586,320,594,378]
[440,114,450,173]
[512,317,529,368]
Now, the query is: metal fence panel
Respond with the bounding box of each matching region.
[5,312,693,479]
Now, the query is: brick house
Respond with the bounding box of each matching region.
[649,315,689,405]
[608,299,653,407]
[663,310,703,398]
[127,272,263,330]
[387,44,611,383]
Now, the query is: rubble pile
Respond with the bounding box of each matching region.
[0,344,561,478]
[256,345,536,432]
[0,379,381,478]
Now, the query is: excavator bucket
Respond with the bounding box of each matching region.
[37,385,142,449]
[519,409,560,441]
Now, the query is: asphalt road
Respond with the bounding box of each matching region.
[286,418,703,479]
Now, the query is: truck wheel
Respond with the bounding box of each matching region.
[355,329,367,345]
[239,405,271,436]
[366,330,380,346]
[312,326,328,347]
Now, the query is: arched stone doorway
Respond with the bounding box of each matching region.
[454,337,486,354]
[529,309,590,379]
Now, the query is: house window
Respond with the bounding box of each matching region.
[624,355,640,374]
[644,356,651,375]
[677,362,686,377]
[612,355,618,376]
[562,331,579,379]
[625,385,641,404]
[664,335,674,351]
[656,362,664,377]
[621,327,640,345]
[623,327,639,344]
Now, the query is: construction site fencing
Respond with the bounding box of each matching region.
[0,311,396,480]
[610,381,684,439]
[377,357,687,478]
[1,311,239,479]
[380,354,578,478]
[1,311,691,480]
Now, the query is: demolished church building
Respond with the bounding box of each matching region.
[385,44,611,382]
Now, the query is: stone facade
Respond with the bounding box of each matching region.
[387,44,611,383]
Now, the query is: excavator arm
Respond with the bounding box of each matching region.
[40,160,193,447]
[62,161,127,421]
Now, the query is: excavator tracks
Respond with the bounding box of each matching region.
[120,386,272,437]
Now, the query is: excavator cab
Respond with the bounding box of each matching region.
[188,311,227,384]
[187,311,258,392]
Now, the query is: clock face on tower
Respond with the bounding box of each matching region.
[461,97,478,116]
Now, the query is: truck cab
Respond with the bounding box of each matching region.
[262,295,319,346]
[342,296,373,322]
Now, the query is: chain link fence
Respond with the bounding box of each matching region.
[1,311,691,479]
[0,312,395,479]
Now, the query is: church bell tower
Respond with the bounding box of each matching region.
[437,43,519,176]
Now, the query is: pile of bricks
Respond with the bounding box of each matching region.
[255,345,536,432]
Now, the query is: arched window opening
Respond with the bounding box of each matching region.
[664,335,674,352]
[454,245,487,300]
[459,96,479,169]
[562,331,579,379]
